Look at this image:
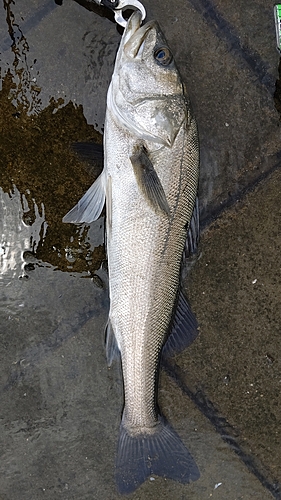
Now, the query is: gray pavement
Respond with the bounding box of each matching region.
[0,0,281,499]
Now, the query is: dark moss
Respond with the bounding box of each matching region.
[0,71,105,273]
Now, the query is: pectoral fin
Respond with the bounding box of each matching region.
[63,171,106,223]
[130,146,170,216]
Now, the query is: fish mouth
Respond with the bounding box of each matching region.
[123,11,157,59]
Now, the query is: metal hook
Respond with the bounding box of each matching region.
[91,0,146,28]
[113,0,146,27]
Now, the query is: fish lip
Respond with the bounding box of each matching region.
[123,13,157,58]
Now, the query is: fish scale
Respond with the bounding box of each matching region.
[63,10,200,494]
[106,110,197,429]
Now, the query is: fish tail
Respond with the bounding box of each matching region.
[115,417,200,494]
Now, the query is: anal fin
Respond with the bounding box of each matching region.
[105,319,120,366]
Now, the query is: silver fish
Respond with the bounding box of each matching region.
[63,11,200,494]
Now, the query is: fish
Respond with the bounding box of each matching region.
[63,10,200,494]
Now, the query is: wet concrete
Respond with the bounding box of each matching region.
[0,0,281,498]
[183,166,281,496]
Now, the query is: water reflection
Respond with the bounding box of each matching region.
[0,68,106,276]
[0,185,46,280]
[2,0,43,113]
[0,183,105,284]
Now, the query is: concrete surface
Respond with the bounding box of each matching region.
[0,0,281,498]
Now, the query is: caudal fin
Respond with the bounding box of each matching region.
[115,418,200,494]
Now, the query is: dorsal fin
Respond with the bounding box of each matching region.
[71,142,104,166]
[162,289,198,359]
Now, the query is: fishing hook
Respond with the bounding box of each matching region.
[94,0,146,27]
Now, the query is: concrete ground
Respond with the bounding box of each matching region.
[0,0,280,498]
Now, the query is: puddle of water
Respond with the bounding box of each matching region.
[0,3,108,357]
[0,0,120,130]
[0,184,46,284]
[0,71,105,278]
[0,17,112,495]
[0,183,106,314]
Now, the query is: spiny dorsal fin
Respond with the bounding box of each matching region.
[71,142,104,166]
[130,145,170,216]
[185,196,199,258]
[181,197,200,281]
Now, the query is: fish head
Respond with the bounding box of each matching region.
[107,11,188,146]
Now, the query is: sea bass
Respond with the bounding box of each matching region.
[63,11,200,494]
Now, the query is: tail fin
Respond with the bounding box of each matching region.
[115,418,200,494]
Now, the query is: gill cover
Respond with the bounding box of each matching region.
[107,11,187,146]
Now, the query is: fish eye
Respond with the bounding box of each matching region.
[154,47,173,66]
